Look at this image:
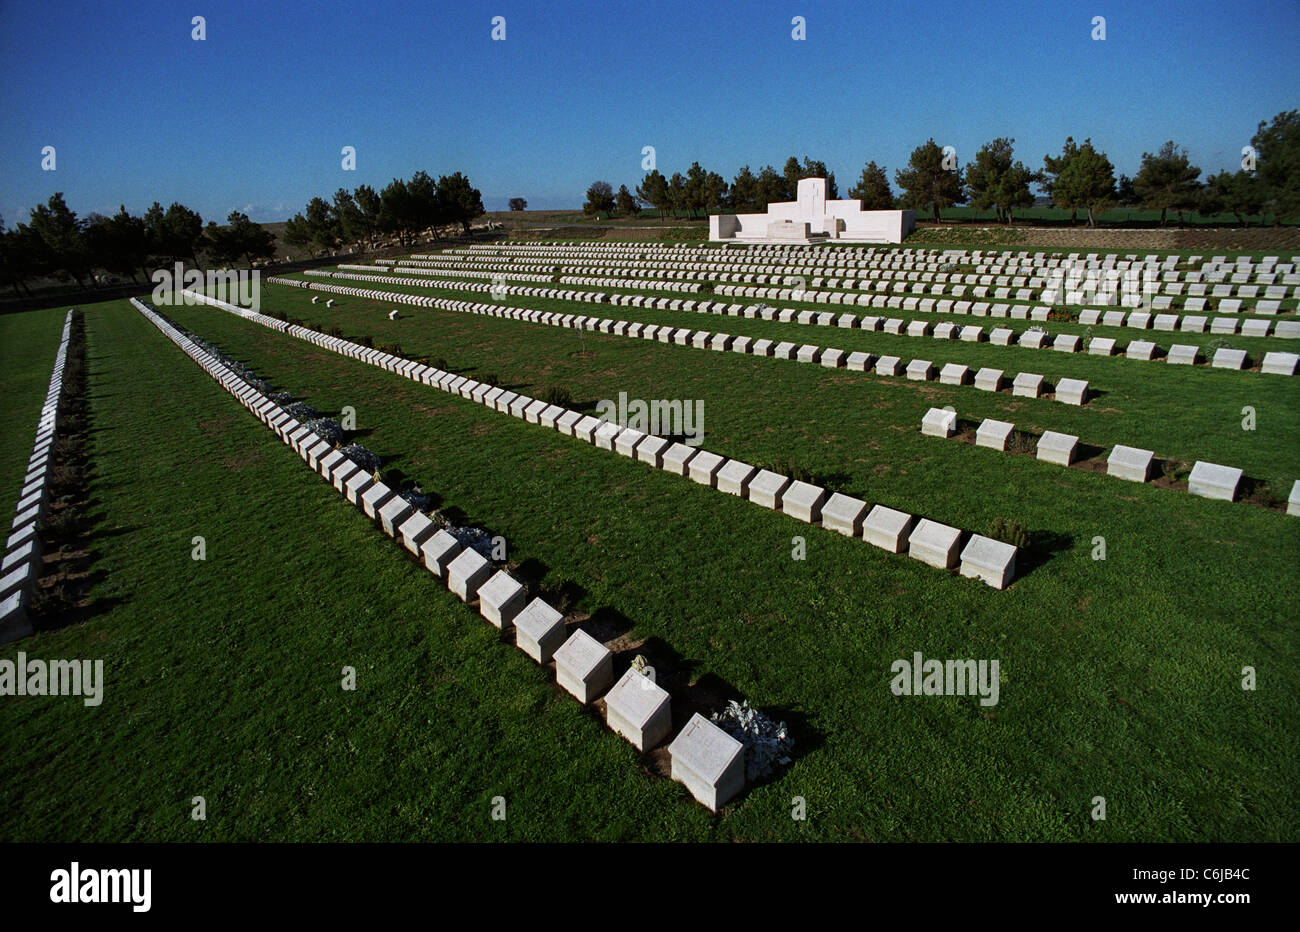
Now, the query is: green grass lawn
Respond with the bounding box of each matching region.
[0,301,714,841]
[2,252,1297,841]
[0,309,74,520]
[275,271,1300,485]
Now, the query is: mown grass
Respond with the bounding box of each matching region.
[157,283,1300,839]
[0,309,73,521]
[277,272,1300,484]
[2,271,1297,842]
[0,301,714,842]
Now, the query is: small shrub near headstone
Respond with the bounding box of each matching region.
[480,372,501,387]
[1160,459,1191,482]
[357,335,374,348]
[987,517,1029,549]
[431,357,448,371]
[28,580,75,617]
[710,700,793,782]
[302,417,346,445]
[378,343,404,357]
[50,464,79,492]
[398,485,432,512]
[1007,431,1037,456]
[339,443,381,472]
[283,401,319,421]
[41,507,81,541]
[1243,482,1281,509]
[449,525,495,559]
[542,386,573,408]
[765,458,814,484]
[54,435,83,460]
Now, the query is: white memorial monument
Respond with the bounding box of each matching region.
[709,178,915,244]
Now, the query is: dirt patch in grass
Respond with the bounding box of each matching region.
[220,448,268,472]
[1071,456,1109,474]
[910,383,950,401]
[199,415,235,436]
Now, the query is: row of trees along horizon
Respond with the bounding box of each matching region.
[2,111,1295,298]
[0,170,488,297]
[575,110,1298,228]
[0,199,276,297]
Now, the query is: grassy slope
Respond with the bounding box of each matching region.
[153,282,1300,840]
[0,309,70,520]
[2,262,1296,841]
[0,301,713,842]
[276,272,1300,484]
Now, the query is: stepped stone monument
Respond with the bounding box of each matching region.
[709,178,915,244]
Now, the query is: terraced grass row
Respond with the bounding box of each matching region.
[153,293,1300,840]
[0,300,711,842]
[270,274,1300,483]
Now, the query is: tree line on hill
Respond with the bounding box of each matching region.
[0,196,276,296]
[281,171,486,256]
[581,156,840,220]
[575,110,1298,228]
[0,169,488,297]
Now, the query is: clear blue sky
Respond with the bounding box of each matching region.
[1,0,1296,224]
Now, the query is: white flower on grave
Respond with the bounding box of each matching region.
[630,655,650,676]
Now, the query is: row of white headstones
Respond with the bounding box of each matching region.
[313,265,1300,371]
[920,406,1300,513]
[293,263,1295,530]
[383,253,1300,330]
[144,295,748,811]
[231,280,1025,592]
[414,250,1300,301]
[1,310,74,644]
[299,270,1096,403]
[449,242,1300,274]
